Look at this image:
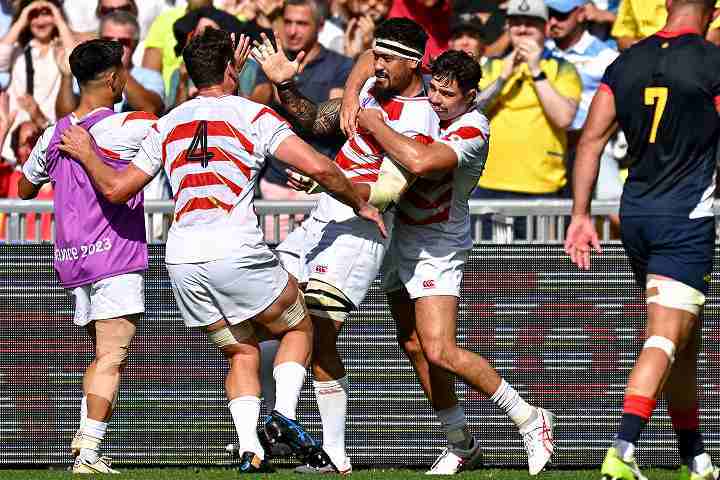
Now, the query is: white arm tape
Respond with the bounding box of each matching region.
[646,278,705,316]
[643,335,676,363]
[368,157,416,211]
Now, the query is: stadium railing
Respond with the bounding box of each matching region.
[0,199,628,244]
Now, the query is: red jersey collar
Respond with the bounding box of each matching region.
[656,27,702,38]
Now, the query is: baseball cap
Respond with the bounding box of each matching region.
[506,0,549,21]
[545,0,587,13]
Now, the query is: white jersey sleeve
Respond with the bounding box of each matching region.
[437,109,490,175]
[22,125,55,185]
[250,106,295,157]
[132,124,163,177]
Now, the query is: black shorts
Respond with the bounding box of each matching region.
[620,215,715,294]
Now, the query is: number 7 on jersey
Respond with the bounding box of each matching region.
[644,87,668,144]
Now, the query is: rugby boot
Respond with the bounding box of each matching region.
[600,447,647,480]
[426,438,483,475]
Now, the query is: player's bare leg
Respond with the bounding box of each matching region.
[664,325,719,479]
[602,274,702,480]
[412,295,555,475]
[390,289,481,475]
[73,316,137,474]
[250,276,325,466]
[204,320,271,472]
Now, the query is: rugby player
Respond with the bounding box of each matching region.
[58,28,385,473]
[251,18,439,473]
[565,0,720,477]
[295,49,557,475]
[18,39,155,473]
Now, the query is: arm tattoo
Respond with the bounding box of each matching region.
[476,77,507,112]
[313,98,342,137]
[277,83,342,137]
[277,82,319,133]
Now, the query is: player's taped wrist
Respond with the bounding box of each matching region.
[368,157,416,212]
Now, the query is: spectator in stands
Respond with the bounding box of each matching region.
[0,92,49,241]
[142,0,212,94]
[612,0,720,49]
[343,0,392,58]
[454,0,511,57]
[474,0,581,238]
[448,15,486,61]
[55,10,165,117]
[546,0,620,220]
[0,0,75,161]
[0,0,12,39]
[166,6,252,108]
[251,0,353,242]
[388,0,451,61]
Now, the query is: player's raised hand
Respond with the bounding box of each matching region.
[58,126,95,164]
[356,203,388,238]
[232,33,252,73]
[251,32,305,85]
[564,214,602,270]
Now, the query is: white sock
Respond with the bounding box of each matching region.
[79,418,107,463]
[692,453,713,474]
[79,396,88,431]
[273,362,306,420]
[436,405,472,450]
[490,379,536,430]
[259,340,280,411]
[314,377,349,464]
[228,396,264,460]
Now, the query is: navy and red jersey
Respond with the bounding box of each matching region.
[601,29,720,218]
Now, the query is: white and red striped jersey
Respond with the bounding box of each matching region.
[25,109,157,183]
[132,95,295,264]
[395,108,489,251]
[313,77,439,223]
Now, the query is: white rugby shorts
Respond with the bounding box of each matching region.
[276,213,393,308]
[383,244,469,299]
[166,257,289,328]
[71,273,145,326]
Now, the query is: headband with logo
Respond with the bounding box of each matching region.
[373,38,424,62]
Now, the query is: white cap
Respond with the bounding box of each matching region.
[507,0,549,21]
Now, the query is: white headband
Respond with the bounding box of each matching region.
[373,38,424,62]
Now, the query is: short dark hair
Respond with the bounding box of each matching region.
[375,18,428,58]
[672,0,715,11]
[182,27,235,89]
[430,50,482,94]
[69,39,124,85]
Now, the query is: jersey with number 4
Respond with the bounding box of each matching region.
[601,30,720,218]
[313,77,439,223]
[132,95,295,264]
[394,108,490,253]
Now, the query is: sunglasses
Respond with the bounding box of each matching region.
[101,36,135,49]
[548,8,574,21]
[98,4,134,16]
[28,6,52,20]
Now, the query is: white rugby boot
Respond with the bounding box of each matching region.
[426,437,483,475]
[520,407,556,475]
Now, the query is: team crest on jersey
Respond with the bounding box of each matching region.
[422,280,436,289]
[315,265,328,274]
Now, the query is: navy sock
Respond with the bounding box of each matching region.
[617,413,647,445]
[676,429,704,464]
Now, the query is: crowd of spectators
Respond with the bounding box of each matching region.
[0,0,714,241]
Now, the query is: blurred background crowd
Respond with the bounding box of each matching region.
[0,0,710,241]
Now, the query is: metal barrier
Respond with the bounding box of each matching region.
[0,198,658,244]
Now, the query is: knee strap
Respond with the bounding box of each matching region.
[646,278,705,316]
[304,279,354,323]
[643,335,676,364]
[207,322,254,349]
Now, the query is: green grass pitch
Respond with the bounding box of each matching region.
[0,468,682,479]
